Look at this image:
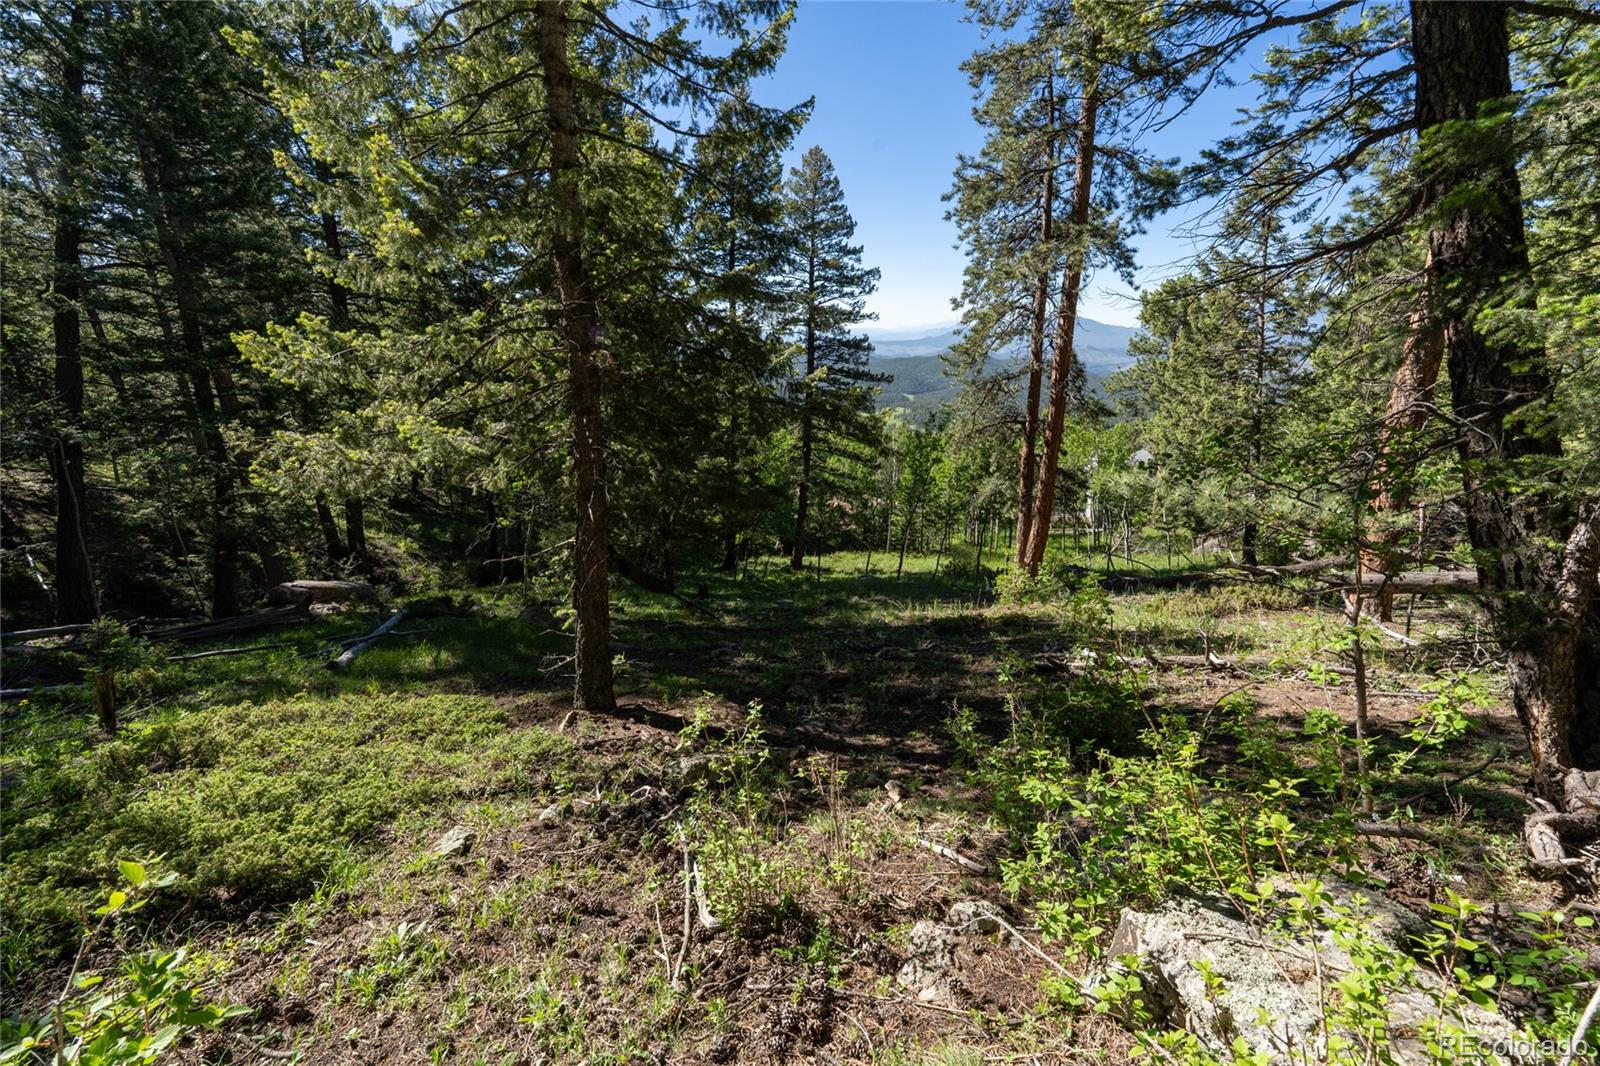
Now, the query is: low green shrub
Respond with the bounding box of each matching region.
[994,562,1113,639]
[952,657,1141,791]
[680,701,807,931]
[678,700,862,946]
[959,679,1595,1062]
[2,693,565,984]
[940,542,981,579]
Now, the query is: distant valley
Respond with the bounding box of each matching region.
[867,318,1141,416]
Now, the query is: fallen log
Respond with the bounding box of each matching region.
[266,580,376,606]
[687,853,724,932]
[0,683,77,701]
[1355,821,1451,846]
[1224,557,1346,579]
[0,642,70,658]
[166,640,309,663]
[148,601,313,644]
[336,627,431,645]
[1525,769,1600,881]
[1035,649,1439,698]
[1525,806,1600,879]
[1325,569,1478,594]
[1100,571,1222,592]
[1224,561,1479,594]
[0,623,94,643]
[327,607,410,671]
[608,551,718,620]
[917,837,989,875]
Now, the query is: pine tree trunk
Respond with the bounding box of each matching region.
[315,493,346,561]
[48,2,98,625]
[187,370,241,618]
[1242,390,1261,566]
[1016,75,1056,565]
[138,141,242,618]
[720,236,742,575]
[1365,253,1444,619]
[897,503,914,578]
[1241,225,1269,568]
[1412,0,1600,801]
[94,669,117,735]
[313,179,360,579]
[791,273,817,571]
[539,0,615,713]
[791,420,813,571]
[212,363,289,588]
[344,497,371,575]
[1023,76,1099,575]
[321,211,351,322]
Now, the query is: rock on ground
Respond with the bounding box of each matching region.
[897,901,1016,1004]
[1094,885,1522,1064]
[430,825,476,858]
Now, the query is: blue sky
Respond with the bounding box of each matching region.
[755,0,1266,331]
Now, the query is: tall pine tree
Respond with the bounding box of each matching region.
[781,146,882,570]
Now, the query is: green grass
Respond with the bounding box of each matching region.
[2,541,1550,1064]
[1,690,571,985]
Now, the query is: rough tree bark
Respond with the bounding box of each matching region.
[1411,0,1600,816]
[315,493,346,561]
[211,366,290,587]
[344,496,371,576]
[1023,71,1099,575]
[1016,73,1056,566]
[48,2,99,624]
[311,171,371,582]
[720,235,742,574]
[539,0,615,713]
[1241,223,1271,567]
[1364,252,1445,619]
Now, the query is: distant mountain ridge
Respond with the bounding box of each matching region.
[867,317,1139,415]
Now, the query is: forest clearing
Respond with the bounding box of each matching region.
[3,0,1599,1063]
[6,549,1591,1064]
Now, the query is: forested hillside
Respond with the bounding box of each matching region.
[871,318,1133,414]
[3,1,1599,1064]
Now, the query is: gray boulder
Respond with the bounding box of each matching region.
[1094,885,1522,1063]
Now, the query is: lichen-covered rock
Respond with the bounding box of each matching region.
[896,919,959,1003]
[896,901,1017,1004]
[266,580,376,605]
[1093,886,1522,1063]
[946,900,1002,936]
[668,754,717,790]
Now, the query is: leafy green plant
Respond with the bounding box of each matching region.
[1,861,245,1064]
[995,560,1113,638]
[681,701,807,931]
[343,919,447,1009]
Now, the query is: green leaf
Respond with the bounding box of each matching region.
[119,859,149,886]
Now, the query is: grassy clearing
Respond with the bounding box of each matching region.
[2,691,572,984]
[2,547,1594,1064]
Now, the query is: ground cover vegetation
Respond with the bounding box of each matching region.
[3,0,1599,1063]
